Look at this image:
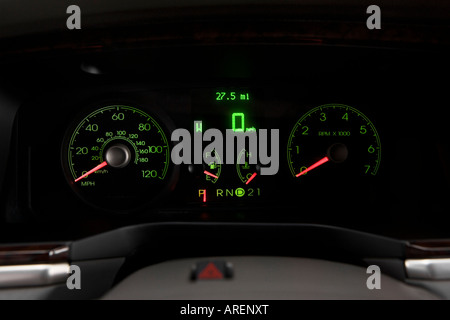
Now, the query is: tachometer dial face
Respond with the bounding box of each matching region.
[287,104,381,179]
[62,105,172,211]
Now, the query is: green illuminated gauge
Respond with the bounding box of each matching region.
[287,104,381,179]
[236,148,259,185]
[203,149,222,184]
[62,105,172,212]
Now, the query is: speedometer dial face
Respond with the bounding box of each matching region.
[62,105,171,212]
[287,104,381,179]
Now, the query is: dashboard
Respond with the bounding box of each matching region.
[0,0,450,301]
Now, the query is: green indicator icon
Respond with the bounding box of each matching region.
[231,113,256,133]
[195,122,203,133]
[235,188,245,197]
[232,113,245,132]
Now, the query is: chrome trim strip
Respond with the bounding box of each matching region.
[49,246,70,257]
[0,263,70,288]
[405,259,450,280]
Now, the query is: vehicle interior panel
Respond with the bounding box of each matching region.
[0,0,449,300]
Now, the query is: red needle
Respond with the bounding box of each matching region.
[204,170,218,179]
[296,156,329,177]
[245,172,257,185]
[75,161,108,182]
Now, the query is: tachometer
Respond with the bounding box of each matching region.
[62,105,172,212]
[287,104,381,179]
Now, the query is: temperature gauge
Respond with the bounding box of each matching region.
[236,148,260,185]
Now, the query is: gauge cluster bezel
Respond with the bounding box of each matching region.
[1,43,449,241]
[11,82,392,219]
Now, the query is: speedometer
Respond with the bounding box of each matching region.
[62,105,173,212]
[287,104,381,179]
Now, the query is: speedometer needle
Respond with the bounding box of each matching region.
[75,161,108,182]
[295,156,329,177]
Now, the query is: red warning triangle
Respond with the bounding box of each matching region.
[198,262,224,280]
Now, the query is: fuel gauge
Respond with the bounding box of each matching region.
[203,149,222,184]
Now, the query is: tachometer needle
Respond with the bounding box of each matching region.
[75,161,108,183]
[296,156,329,177]
[245,172,257,185]
[204,170,218,180]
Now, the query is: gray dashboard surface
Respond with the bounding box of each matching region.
[102,256,439,300]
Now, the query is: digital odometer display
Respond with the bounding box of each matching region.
[62,105,171,212]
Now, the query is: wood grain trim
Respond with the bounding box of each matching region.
[0,244,69,266]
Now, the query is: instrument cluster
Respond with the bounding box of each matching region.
[5,47,449,239]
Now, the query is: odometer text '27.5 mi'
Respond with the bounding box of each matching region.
[62,105,171,212]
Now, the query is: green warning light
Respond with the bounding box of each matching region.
[232,113,245,132]
[235,188,245,197]
[195,122,202,133]
[231,113,256,132]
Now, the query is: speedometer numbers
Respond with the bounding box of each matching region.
[287,104,381,179]
[63,105,172,212]
[62,101,380,211]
